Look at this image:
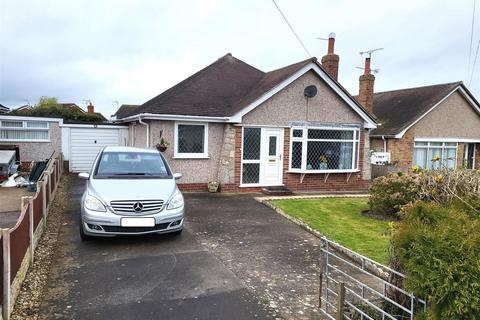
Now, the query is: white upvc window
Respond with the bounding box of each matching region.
[174,122,209,158]
[289,126,360,173]
[0,120,50,142]
[413,141,457,169]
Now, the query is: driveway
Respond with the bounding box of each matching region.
[39,178,275,320]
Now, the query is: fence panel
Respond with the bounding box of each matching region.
[33,188,43,229]
[50,169,55,196]
[9,206,29,285]
[0,232,3,307]
[45,176,50,206]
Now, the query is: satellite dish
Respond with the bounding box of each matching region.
[304,85,317,98]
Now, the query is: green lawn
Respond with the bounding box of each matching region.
[271,197,390,264]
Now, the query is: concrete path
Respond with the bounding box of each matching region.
[39,179,274,320]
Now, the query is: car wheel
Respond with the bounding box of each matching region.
[79,220,92,241]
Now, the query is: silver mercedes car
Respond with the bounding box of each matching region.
[78,146,184,240]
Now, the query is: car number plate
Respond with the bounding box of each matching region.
[121,217,155,227]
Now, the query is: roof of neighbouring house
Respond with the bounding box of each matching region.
[59,103,85,113]
[113,104,140,118]
[367,82,480,136]
[120,53,376,124]
[0,104,9,113]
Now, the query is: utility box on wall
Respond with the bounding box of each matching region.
[370,152,391,165]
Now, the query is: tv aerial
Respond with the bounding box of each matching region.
[359,47,384,58]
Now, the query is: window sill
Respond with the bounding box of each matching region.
[287,169,360,174]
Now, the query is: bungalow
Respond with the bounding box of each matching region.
[116,36,378,192]
[359,64,480,170]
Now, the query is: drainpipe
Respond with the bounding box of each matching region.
[138,117,150,147]
[382,135,387,152]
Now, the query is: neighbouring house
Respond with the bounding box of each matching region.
[357,59,480,170]
[0,115,128,171]
[0,104,9,114]
[12,105,33,113]
[115,36,378,192]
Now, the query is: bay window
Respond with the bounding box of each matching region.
[289,127,360,172]
[413,141,457,169]
[0,120,49,141]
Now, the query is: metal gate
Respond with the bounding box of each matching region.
[319,237,426,320]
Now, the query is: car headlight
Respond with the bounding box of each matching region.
[167,189,184,210]
[84,194,107,212]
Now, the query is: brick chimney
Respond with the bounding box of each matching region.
[87,102,94,114]
[358,57,375,113]
[321,33,339,81]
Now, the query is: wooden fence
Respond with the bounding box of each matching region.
[0,153,63,320]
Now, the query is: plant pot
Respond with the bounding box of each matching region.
[157,145,167,152]
[208,181,219,193]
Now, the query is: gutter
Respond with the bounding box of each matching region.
[115,113,232,123]
[138,117,150,147]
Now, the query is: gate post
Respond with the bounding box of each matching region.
[42,179,47,226]
[336,282,345,320]
[2,229,11,320]
[28,197,34,263]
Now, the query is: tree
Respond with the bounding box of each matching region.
[10,96,105,123]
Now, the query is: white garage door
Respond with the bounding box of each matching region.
[70,128,122,172]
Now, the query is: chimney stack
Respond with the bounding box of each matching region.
[358,57,375,113]
[321,33,339,81]
[87,102,94,114]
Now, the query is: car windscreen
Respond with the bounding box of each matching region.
[94,151,172,178]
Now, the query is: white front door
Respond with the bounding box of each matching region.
[241,127,284,186]
[262,128,283,185]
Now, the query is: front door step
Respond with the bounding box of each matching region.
[261,186,293,196]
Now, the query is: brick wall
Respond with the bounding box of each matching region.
[388,129,415,167]
[370,138,385,152]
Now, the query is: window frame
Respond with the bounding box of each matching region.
[413,141,458,169]
[0,120,50,142]
[173,122,209,159]
[288,126,360,173]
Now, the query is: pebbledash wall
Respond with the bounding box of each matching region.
[129,120,236,191]
[371,91,480,168]
[129,70,372,192]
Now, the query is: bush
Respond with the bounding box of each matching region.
[391,202,480,319]
[369,173,418,218]
[369,169,480,218]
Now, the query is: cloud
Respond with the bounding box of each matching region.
[1,0,478,116]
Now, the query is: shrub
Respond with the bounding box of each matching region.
[369,173,418,218]
[391,202,480,319]
[415,168,480,215]
[369,169,480,218]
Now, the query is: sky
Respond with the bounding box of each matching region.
[1,0,479,118]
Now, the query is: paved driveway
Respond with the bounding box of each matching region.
[39,179,274,320]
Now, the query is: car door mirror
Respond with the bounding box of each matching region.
[173,173,182,180]
[78,172,90,180]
